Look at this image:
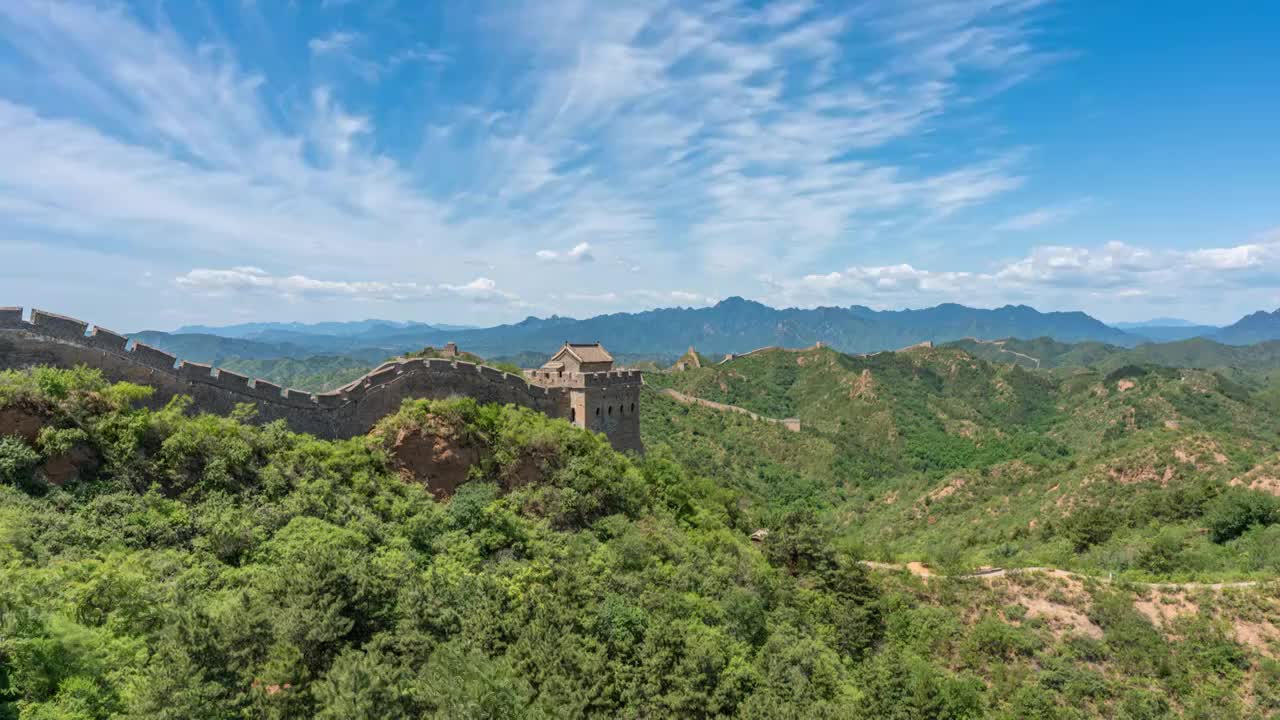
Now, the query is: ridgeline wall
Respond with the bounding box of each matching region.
[0,307,642,452]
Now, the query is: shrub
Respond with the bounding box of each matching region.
[0,436,40,493]
[1061,505,1122,552]
[1203,489,1278,543]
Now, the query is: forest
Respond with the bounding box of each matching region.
[2,364,1279,718]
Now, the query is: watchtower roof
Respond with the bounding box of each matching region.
[558,342,613,364]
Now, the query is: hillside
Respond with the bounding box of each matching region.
[949,336,1280,373]
[4,366,1280,718]
[1214,309,1280,345]
[644,345,1280,584]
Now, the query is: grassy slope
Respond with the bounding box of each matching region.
[643,347,1280,582]
[949,336,1280,373]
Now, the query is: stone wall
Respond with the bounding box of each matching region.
[656,387,800,432]
[0,307,641,452]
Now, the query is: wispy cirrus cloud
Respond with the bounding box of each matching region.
[175,267,522,305]
[995,199,1093,231]
[308,30,361,55]
[0,0,1136,327]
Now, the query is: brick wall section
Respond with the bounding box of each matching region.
[0,307,643,452]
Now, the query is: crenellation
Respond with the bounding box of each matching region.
[131,343,179,372]
[399,358,427,373]
[1,313,642,452]
[315,392,345,409]
[179,361,215,382]
[86,326,129,353]
[210,368,251,393]
[365,367,399,386]
[527,341,643,452]
[284,388,314,404]
[250,379,283,400]
[0,307,23,329]
[31,309,89,340]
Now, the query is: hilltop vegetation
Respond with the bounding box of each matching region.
[4,366,1280,717]
[948,336,1280,373]
[216,355,374,393]
[646,346,1280,582]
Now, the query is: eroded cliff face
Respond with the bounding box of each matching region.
[376,417,484,499]
[372,413,554,500]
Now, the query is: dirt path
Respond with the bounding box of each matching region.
[861,561,1268,591]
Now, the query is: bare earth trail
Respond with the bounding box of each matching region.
[860,561,1269,591]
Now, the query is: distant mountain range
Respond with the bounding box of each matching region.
[1210,309,1280,345]
[1110,317,1203,329]
[134,299,1280,367]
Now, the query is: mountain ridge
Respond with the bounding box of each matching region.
[141,298,1141,361]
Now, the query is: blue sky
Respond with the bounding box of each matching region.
[0,0,1277,330]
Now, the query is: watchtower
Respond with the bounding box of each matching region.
[526,341,643,453]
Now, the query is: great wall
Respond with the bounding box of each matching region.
[0,307,643,453]
[655,388,801,432]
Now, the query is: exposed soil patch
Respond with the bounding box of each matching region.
[849,369,876,400]
[1173,437,1229,469]
[1229,455,1280,495]
[1024,596,1103,640]
[1107,464,1175,486]
[1245,475,1280,496]
[380,421,485,499]
[375,414,556,499]
[1234,620,1279,658]
[1117,379,1137,392]
[37,445,98,487]
[0,406,46,443]
[925,475,967,502]
[1133,591,1198,628]
[906,561,932,577]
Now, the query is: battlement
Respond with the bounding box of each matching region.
[526,368,643,388]
[0,306,641,452]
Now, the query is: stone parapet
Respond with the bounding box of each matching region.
[0,306,643,452]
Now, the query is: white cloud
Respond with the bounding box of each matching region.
[309,31,361,56]
[995,200,1091,231]
[175,268,520,305]
[0,0,1082,325]
[766,229,1280,310]
[535,242,595,263]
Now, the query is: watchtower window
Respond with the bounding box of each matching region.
[608,406,613,415]
[595,407,600,416]
[631,403,635,413]
[570,408,575,422]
